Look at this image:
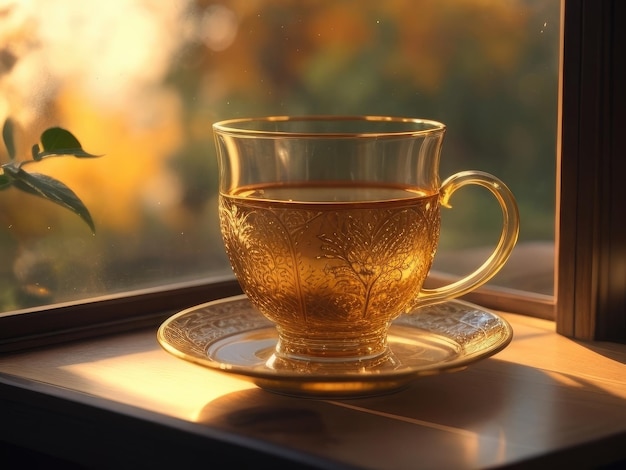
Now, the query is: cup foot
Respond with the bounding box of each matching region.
[273,326,390,363]
[265,347,401,374]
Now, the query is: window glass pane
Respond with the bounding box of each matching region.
[0,0,558,312]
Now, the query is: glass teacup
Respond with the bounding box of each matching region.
[213,116,519,368]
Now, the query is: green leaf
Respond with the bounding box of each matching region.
[41,126,81,150]
[2,119,16,160]
[0,172,12,190]
[10,168,95,233]
[32,127,100,161]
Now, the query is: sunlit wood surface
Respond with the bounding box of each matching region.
[1,311,625,469]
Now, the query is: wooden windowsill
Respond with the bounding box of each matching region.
[1,308,625,469]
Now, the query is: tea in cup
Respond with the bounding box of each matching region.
[213,116,519,368]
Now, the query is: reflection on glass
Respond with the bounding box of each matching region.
[0,0,559,312]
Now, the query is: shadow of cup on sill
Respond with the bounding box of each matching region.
[194,358,626,469]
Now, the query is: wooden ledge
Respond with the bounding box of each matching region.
[1,311,625,469]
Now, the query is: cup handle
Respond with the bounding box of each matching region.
[416,170,520,307]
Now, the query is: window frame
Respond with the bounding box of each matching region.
[557,0,625,342]
[0,276,243,352]
[1,0,623,352]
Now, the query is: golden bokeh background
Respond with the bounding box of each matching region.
[0,0,559,310]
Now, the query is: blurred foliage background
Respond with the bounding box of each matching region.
[0,0,559,311]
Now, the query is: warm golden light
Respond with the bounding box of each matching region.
[60,348,256,421]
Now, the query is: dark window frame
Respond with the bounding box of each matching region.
[557,0,625,342]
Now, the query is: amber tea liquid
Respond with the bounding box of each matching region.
[219,183,441,360]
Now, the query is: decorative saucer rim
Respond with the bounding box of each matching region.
[157,294,513,386]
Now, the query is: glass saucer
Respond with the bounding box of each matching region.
[157,294,512,398]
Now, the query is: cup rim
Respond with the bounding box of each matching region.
[212,115,446,138]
